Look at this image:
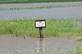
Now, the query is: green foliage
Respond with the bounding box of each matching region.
[0,0,82,3]
[59,45,82,54]
[60,48,65,54]
[76,45,82,54]
[0,19,38,37]
[0,18,82,37]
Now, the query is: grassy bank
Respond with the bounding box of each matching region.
[0,18,82,37]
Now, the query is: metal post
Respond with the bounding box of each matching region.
[35,19,46,54]
[38,28,45,54]
[39,28,43,39]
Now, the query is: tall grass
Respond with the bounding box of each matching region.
[0,19,38,37]
[44,19,82,37]
[0,18,82,37]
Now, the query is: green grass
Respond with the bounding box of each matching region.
[0,0,82,3]
[0,19,38,37]
[59,44,82,54]
[0,18,82,37]
[44,19,82,37]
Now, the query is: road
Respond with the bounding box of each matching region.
[0,36,80,54]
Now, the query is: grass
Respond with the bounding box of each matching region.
[0,19,38,37]
[38,44,82,54]
[0,18,82,37]
[44,18,82,37]
[0,0,82,3]
[76,45,82,54]
[59,44,82,54]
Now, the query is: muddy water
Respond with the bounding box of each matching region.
[0,36,79,54]
[0,6,82,19]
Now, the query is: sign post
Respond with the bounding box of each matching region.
[39,27,43,38]
[35,19,46,38]
[35,19,46,54]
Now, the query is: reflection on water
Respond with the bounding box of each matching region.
[36,38,81,54]
[37,38,45,54]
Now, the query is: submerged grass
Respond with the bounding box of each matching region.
[59,44,82,54]
[0,18,82,37]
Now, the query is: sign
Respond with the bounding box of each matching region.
[35,20,46,28]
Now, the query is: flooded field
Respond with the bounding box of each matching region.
[0,36,82,54]
[0,2,82,19]
[0,2,82,54]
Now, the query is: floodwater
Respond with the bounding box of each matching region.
[0,5,82,19]
[0,36,80,54]
[0,2,82,54]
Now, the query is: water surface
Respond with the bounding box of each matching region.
[0,6,82,19]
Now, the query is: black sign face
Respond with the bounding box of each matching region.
[35,20,46,28]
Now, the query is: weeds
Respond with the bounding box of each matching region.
[0,18,82,37]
